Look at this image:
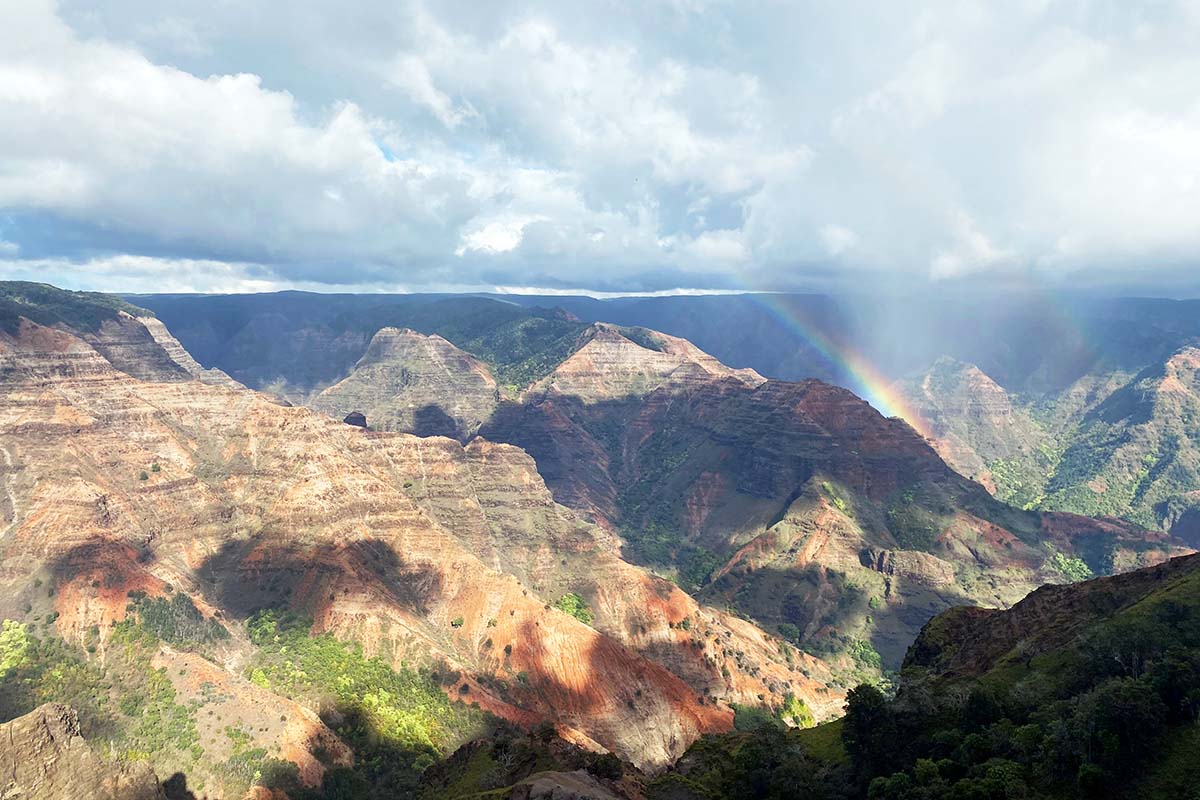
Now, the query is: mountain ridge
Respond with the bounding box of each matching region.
[897,348,1200,537]
[0,283,846,798]
[643,550,1200,800]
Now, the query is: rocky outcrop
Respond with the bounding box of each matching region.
[312,327,500,439]
[510,771,623,800]
[81,313,193,383]
[0,704,164,800]
[904,552,1200,679]
[531,323,764,402]
[895,357,1052,503]
[136,315,244,389]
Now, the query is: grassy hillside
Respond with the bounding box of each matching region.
[648,553,1200,799]
[0,281,153,334]
[1040,351,1200,532]
[902,352,1200,538]
[0,600,493,799]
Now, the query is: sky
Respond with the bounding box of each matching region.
[1,0,1199,295]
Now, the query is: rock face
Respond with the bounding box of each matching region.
[480,337,1190,671]
[510,770,622,800]
[35,288,1180,688]
[135,315,245,389]
[0,291,840,778]
[899,347,1200,534]
[11,283,1189,782]
[75,313,193,383]
[394,436,841,723]
[532,323,764,402]
[313,327,500,439]
[0,704,164,800]
[896,357,1053,504]
[105,299,1186,682]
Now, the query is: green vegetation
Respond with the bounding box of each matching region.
[454,312,588,390]
[0,620,109,730]
[645,725,853,800]
[0,281,153,334]
[777,622,802,644]
[987,456,1053,510]
[732,702,784,732]
[552,592,594,625]
[848,639,883,673]
[0,620,31,675]
[418,723,629,798]
[797,718,849,765]
[731,694,814,734]
[885,486,951,552]
[345,299,588,391]
[0,604,493,798]
[246,609,492,797]
[0,618,226,793]
[617,520,721,593]
[780,693,815,729]
[822,481,850,513]
[838,560,1200,799]
[618,326,667,352]
[126,590,229,649]
[996,369,1200,532]
[1048,550,1094,583]
[655,557,1200,799]
[107,622,202,765]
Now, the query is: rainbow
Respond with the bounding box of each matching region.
[743,292,933,438]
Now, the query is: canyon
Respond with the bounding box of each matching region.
[0,282,1194,799]
[0,284,841,798]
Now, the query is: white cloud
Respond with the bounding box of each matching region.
[5,255,283,294]
[456,215,543,254]
[2,0,1200,293]
[0,1,479,272]
[930,212,1015,279]
[819,225,858,256]
[387,54,476,128]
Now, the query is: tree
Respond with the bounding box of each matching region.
[1071,677,1166,769]
[843,683,897,782]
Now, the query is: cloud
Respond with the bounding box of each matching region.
[1,0,1199,293]
[387,54,477,129]
[819,225,858,257]
[2,255,284,294]
[930,212,1015,279]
